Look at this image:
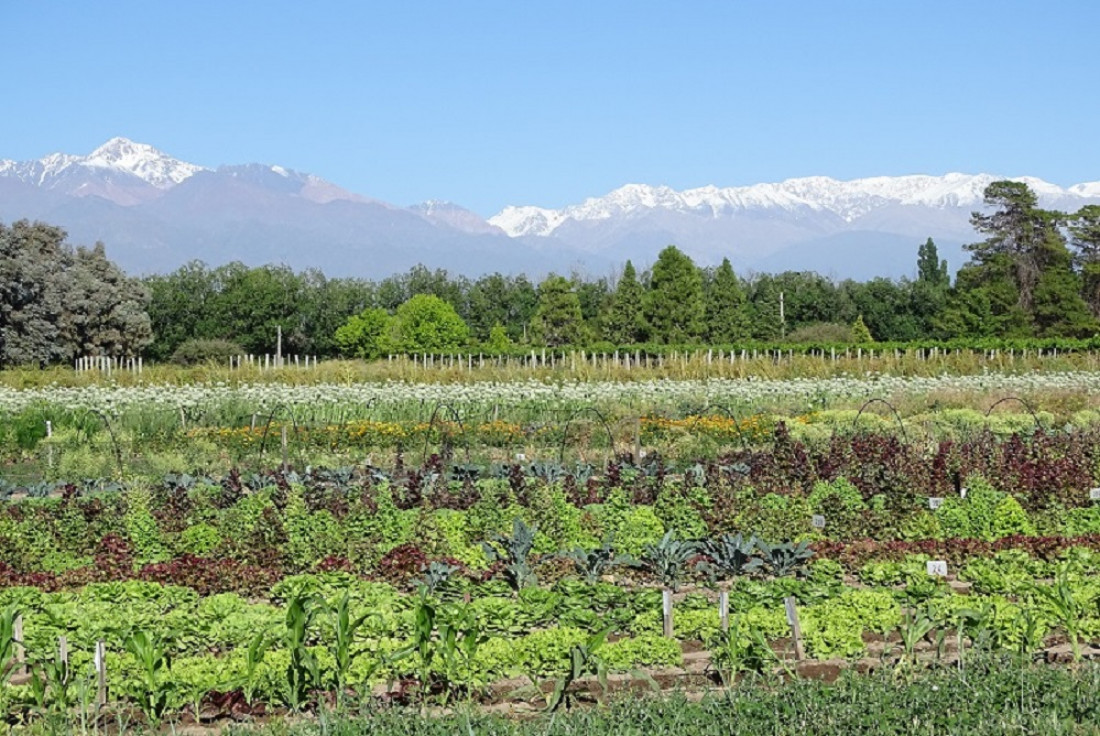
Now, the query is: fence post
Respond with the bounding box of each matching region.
[662,589,674,638]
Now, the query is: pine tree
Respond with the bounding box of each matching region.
[1030,226,1097,337]
[747,276,784,340]
[531,275,585,347]
[603,261,647,344]
[644,245,705,344]
[705,258,750,343]
[1068,205,1100,317]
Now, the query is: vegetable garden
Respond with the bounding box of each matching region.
[4,366,1100,730]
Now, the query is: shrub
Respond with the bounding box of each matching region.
[169,339,245,366]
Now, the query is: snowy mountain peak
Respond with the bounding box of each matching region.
[488,173,1098,237]
[82,137,206,188]
[0,137,206,197]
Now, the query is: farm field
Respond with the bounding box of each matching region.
[3,363,1100,729]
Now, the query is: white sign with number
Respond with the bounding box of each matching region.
[928,497,944,510]
[926,560,948,577]
[811,515,826,529]
[1090,488,1100,501]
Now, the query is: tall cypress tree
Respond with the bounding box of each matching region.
[644,245,705,344]
[705,258,750,343]
[603,260,647,344]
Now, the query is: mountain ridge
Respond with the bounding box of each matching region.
[1,138,1098,280]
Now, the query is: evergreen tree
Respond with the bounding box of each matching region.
[644,245,705,343]
[1030,226,1097,337]
[1068,205,1100,317]
[916,237,950,288]
[530,275,584,347]
[602,261,647,344]
[705,258,750,343]
[851,315,873,342]
[746,275,785,340]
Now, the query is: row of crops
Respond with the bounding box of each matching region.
[3,367,1100,728]
[2,421,1100,722]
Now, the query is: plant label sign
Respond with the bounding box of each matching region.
[515,453,526,461]
[926,560,948,577]
[960,487,968,499]
[811,515,826,529]
[928,497,944,510]
[1090,488,1100,501]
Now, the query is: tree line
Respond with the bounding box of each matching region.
[2,180,1099,367]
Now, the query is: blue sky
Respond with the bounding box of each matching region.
[4,1,1097,215]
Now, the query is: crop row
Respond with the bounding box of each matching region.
[4,370,1100,416]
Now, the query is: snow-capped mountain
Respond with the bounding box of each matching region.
[0,137,206,196]
[2,138,1097,279]
[489,174,1097,238]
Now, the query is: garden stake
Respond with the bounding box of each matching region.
[784,597,805,660]
[719,591,730,633]
[95,640,106,709]
[662,589,673,638]
[13,615,24,676]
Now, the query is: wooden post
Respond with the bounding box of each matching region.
[59,635,69,680]
[784,597,804,660]
[95,640,107,708]
[13,615,24,676]
[719,591,730,633]
[662,589,674,638]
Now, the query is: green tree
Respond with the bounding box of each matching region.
[392,294,469,352]
[1068,205,1100,317]
[0,221,151,366]
[916,237,950,289]
[486,323,513,351]
[851,314,873,343]
[530,275,585,347]
[644,245,705,343]
[935,254,1030,338]
[1030,226,1097,337]
[334,307,393,358]
[705,258,750,343]
[58,242,153,359]
[0,220,69,366]
[746,275,785,340]
[602,261,647,344]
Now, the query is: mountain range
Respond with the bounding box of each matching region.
[2,138,1098,280]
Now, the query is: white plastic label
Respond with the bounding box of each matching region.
[926,560,948,577]
[1090,488,1100,501]
[515,453,526,461]
[928,497,944,510]
[811,515,826,529]
[959,487,968,499]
